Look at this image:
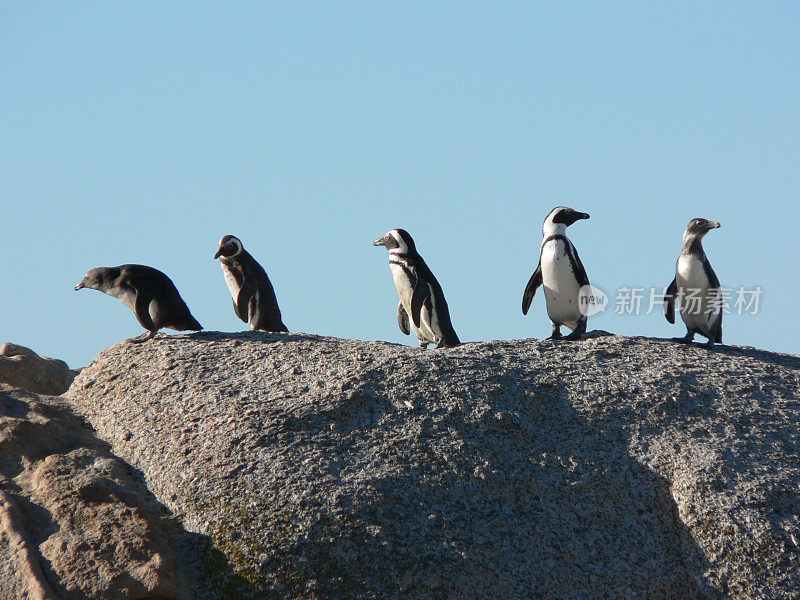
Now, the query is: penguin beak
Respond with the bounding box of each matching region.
[214,243,231,259]
[577,212,590,220]
[74,281,85,291]
[707,221,721,229]
[373,237,387,247]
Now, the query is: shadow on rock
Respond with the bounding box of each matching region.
[187,330,325,345]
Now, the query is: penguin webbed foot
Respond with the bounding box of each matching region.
[546,324,562,340]
[127,330,157,344]
[672,332,695,344]
[418,340,430,349]
[563,320,587,342]
[435,341,460,349]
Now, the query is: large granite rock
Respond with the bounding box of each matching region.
[0,343,78,395]
[0,385,183,600]
[67,332,800,600]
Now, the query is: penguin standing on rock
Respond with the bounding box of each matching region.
[214,235,288,333]
[522,206,591,341]
[74,264,202,343]
[664,218,723,346]
[373,229,460,348]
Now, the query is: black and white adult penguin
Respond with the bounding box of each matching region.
[74,264,202,343]
[373,228,460,348]
[522,206,591,341]
[663,218,723,346]
[214,235,288,333]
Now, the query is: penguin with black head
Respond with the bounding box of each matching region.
[522,206,591,341]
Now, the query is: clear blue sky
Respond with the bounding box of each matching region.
[2,2,798,368]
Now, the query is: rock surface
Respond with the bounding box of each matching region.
[67,331,800,600]
[0,343,78,395]
[0,384,183,600]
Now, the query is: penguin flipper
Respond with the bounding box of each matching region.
[129,283,157,333]
[397,302,411,335]
[664,278,677,324]
[522,262,543,315]
[231,299,243,322]
[410,281,432,329]
[235,278,257,324]
[248,290,261,327]
[569,245,590,288]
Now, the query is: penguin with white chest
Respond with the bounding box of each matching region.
[74,264,203,343]
[373,229,460,348]
[664,218,723,346]
[522,206,591,341]
[214,235,288,333]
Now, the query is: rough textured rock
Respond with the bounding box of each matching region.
[0,343,78,395]
[0,384,182,600]
[67,331,800,600]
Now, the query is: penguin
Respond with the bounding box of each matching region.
[74,264,202,343]
[373,229,460,348]
[663,218,723,346]
[214,235,288,333]
[522,206,591,341]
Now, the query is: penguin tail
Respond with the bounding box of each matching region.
[270,316,289,332]
[439,330,461,348]
[182,314,203,331]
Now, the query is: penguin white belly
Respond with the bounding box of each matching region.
[676,255,718,335]
[106,286,137,311]
[541,241,582,329]
[390,262,436,344]
[389,262,414,310]
[221,263,241,304]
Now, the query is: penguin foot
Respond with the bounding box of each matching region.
[128,330,157,344]
[418,341,430,349]
[562,320,586,341]
[703,338,716,348]
[672,334,694,344]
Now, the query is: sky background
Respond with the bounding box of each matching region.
[2,2,798,368]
